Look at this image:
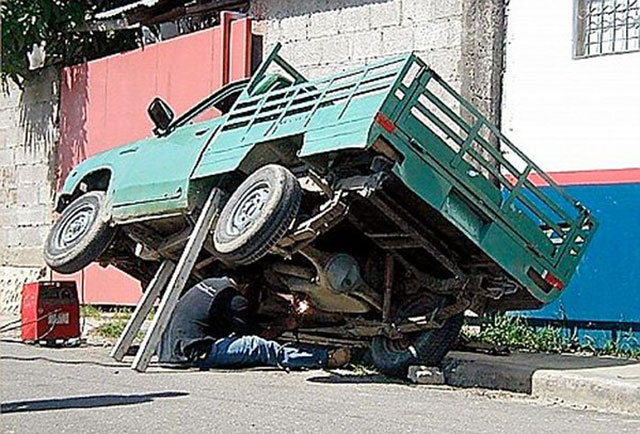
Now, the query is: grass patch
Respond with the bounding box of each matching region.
[471,314,639,360]
[80,304,103,319]
[91,308,155,340]
[94,318,128,339]
[92,309,132,339]
[584,330,640,359]
[474,315,573,353]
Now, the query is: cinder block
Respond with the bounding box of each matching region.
[408,365,446,385]
[0,188,17,207]
[416,47,462,83]
[403,0,462,24]
[370,0,402,29]
[279,14,309,41]
[11,246,46,267]
[0,83,22,110]
[308,8,341,39]
[17,226,45,247]
[320,34,352,65]
[16,164,49,184]
[16,206,49,227]
[0,164,17,184]
[279,40,322,67]
[350,30,383,61]
[0,125,24,149]
[414,17,462,51]
[402,0,434,23]
[433,0,463,19]
[0,107,19,130]
[4,227,22,247]
[17,186,38,206]
[300,64,337,80]
[338,4,370,34]
[0,148,13,166]
[0,208,15,227]
[381,26,414,55]
[14,146,49,166]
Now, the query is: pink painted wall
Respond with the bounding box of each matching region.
[55,14,253,305]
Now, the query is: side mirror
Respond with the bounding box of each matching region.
[147,97,174,133]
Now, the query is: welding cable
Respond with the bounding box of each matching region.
[0,317,22,331]
[0,308,62,334]
[35,320,58,341]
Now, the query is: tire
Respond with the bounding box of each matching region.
[44,191,115,274]
[370,295,463,378]
[213,164,301,265]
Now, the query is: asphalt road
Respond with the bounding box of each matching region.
[1,341,639,434]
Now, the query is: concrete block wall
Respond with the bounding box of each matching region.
[0,68,58,270]
[251,0,505,124]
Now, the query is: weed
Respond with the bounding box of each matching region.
[94,318,127,339]
[470,314,638,360]
[111,308,133,320]
[80,304,103,319]
[583,330,640,359]
[90,307,152,340]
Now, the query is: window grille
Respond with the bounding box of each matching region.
[575,0,640,57]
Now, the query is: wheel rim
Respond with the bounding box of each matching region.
[55,203,96,249]
[227,181,271,236]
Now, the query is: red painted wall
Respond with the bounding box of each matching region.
[55,14,252,305]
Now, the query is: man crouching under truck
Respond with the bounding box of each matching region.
[158,277,351,370]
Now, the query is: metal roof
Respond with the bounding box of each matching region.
[94,0,162,20]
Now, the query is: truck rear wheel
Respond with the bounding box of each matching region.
[44,191,115,274]
[213,164,301,265]
[370,295,463,378]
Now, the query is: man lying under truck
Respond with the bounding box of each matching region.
[158,277,351,370]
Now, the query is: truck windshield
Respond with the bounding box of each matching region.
[162,79,249,135]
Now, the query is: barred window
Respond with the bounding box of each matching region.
[575,0,640,57]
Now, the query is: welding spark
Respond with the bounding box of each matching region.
[295,299,310,315]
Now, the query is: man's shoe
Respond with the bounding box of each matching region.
[327,348,351,368]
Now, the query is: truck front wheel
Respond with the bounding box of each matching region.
[44,191,115,274]
[213,164,301,265]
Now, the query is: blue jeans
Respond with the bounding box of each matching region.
[198,335,329,370]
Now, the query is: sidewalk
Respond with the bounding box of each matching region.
[443,351,640,415]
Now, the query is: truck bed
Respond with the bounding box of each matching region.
[192,45,597,305]
[374,55,597,303]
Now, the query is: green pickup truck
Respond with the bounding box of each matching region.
[45,44,596,376]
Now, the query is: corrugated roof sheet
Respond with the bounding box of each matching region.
[94,0,161,20]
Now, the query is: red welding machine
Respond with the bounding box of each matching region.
[21,281,80,344]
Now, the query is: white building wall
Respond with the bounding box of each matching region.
[502,1,640,172]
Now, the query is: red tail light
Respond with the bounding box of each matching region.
[542,270,564,291]
[375,113,396,133]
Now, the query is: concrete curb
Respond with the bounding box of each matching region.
[441,351,640,415]
[532,366,640,415]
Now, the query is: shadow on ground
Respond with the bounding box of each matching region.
[306,371,406,385]
[1,391,188,414]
